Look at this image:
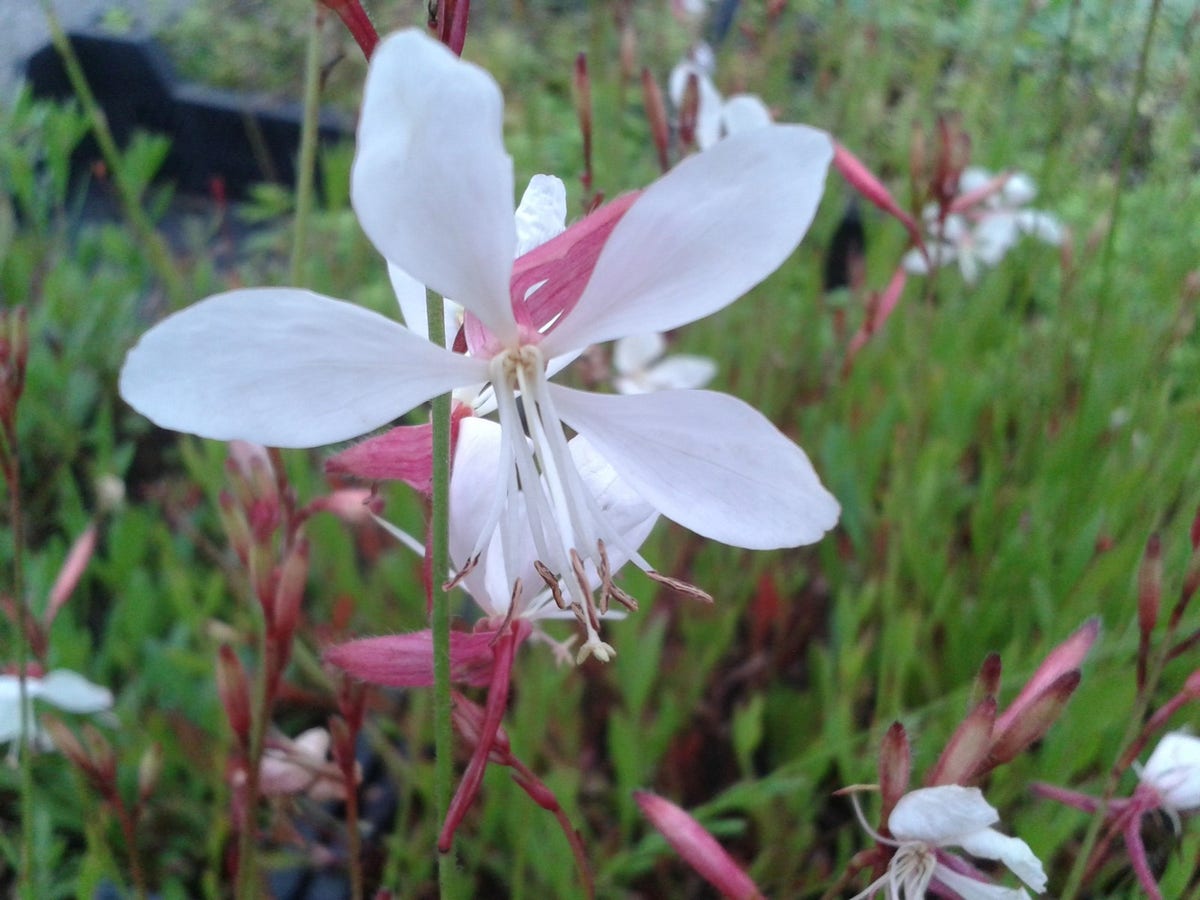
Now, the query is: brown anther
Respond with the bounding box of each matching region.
[647,570,714,604]
[534,561,568,609]
[443,554,480,592]
[494,578,521,638]
[608,585,639,612]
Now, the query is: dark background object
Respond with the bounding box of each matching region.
[25,32,352,199]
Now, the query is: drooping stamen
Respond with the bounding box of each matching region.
[647,570,715,604]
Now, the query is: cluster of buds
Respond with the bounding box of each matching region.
[1034,513,1200,898]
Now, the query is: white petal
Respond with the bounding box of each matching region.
[569,433,659,569]
[351,30,517,342]
[959,829,1047,892]
[36,670,113,714]
[668,63,725,149]
[643,355,717,391]
[720,94,772,136]
[549,385,838,549]
[542,126,832,357]
[1015,210,1064,246]
[388,262,430,338]
[1141,731,1200,810]
[119,288,487,447]
[613,333,666,374]
[1003,172,1037,206]
[515,175,568,256]
[973,213,1020,265]
[935,865,1032,900]
[958,167,993,196]
[0,676,36,742]
[889,786,999,845]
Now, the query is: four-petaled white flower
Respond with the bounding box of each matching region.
[903,167,1064,284]
[852,785,1048,899]
[119,29,839,662]
[612,332,716,395]
[669,50,773,151]
[0,668,113,752]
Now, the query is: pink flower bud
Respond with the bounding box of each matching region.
[877,721,911,821]
[926,697,995,787]
[635,792,764,900]
[574,53,594,195]
[217,645,252,747]
[271,538,309,645]
[45,523,97,630]
[833,143,921,242]
[642,68,671,174]
[994,617,1098,737]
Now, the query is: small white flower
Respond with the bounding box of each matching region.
[852,785,1047,899]
[0,669,113,751]
[612,332,716,395]
[1139,731,1200,813]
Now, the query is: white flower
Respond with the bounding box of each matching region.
[903,168,1063,284]
[0,669,113,751]
[668,59,772,150]
[852,785,1047,899]
[119,29,839,661]
[612,332,716,395]
[1139,731,1200,813]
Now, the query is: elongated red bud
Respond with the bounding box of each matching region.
[641,68,671,173]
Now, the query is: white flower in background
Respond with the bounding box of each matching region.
[851,785,1047,899]
[120,29,839,661]
[903,167,1064,284]
[612,332,716,395]
[669,50,772,150]
[1139,730,1200,814]
[259,727,353,802]
[0,669,113,751]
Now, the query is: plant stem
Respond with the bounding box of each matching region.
[290,6,325,287]
[38,0,186,306]
[427,292,457,897]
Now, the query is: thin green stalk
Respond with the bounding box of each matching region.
[1,425,36,900]
[38,0,186,305]
[427,293,457,897]
[234,624,271,899]
[1080,0,1161,399]
[290,6,325,287]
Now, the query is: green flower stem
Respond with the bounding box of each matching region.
[39,0,186,306]
[427,293,458,897]
[290,6,325,287]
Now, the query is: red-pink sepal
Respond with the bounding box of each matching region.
[44,523,97,631]
[994,617,1099,737]
[832,143,923,249]
[319,0,379,60]
[325,404,471,492]
[323,620,531,689]
[433,0,471,57]
[439,624,519,852]
[635,792,764,900]
[946,170,1009,215]
[845,265,908,365]
[877,721,911,827]
[925,697,997,787]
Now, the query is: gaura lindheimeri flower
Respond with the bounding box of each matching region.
[119,29,839,661]
[612,332,716,395]
[1035,731,1200,900]
[850,785,1047,899]
[669,50,773,151]
[902,167,1064,284]
[0,667,113,751]
[258,727,355,802]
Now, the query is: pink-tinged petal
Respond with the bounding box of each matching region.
[541,126,832,357]
[512,191,641,336]
[351,30,517,342]
[635,792,764,900]
[119,289,486,447]
[888,786,998,845]
[995,618,1099,736]
[324,628,525,688]
[958,829,1047,892]
[549,385,838,549]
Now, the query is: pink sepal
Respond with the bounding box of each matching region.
[995,617,1099,736]
[324,405,470,492]
[635,792,764,900]
[846,265,909,364]
[832,143,923,247]
[324,621,530,688]
[45,523,97,629]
